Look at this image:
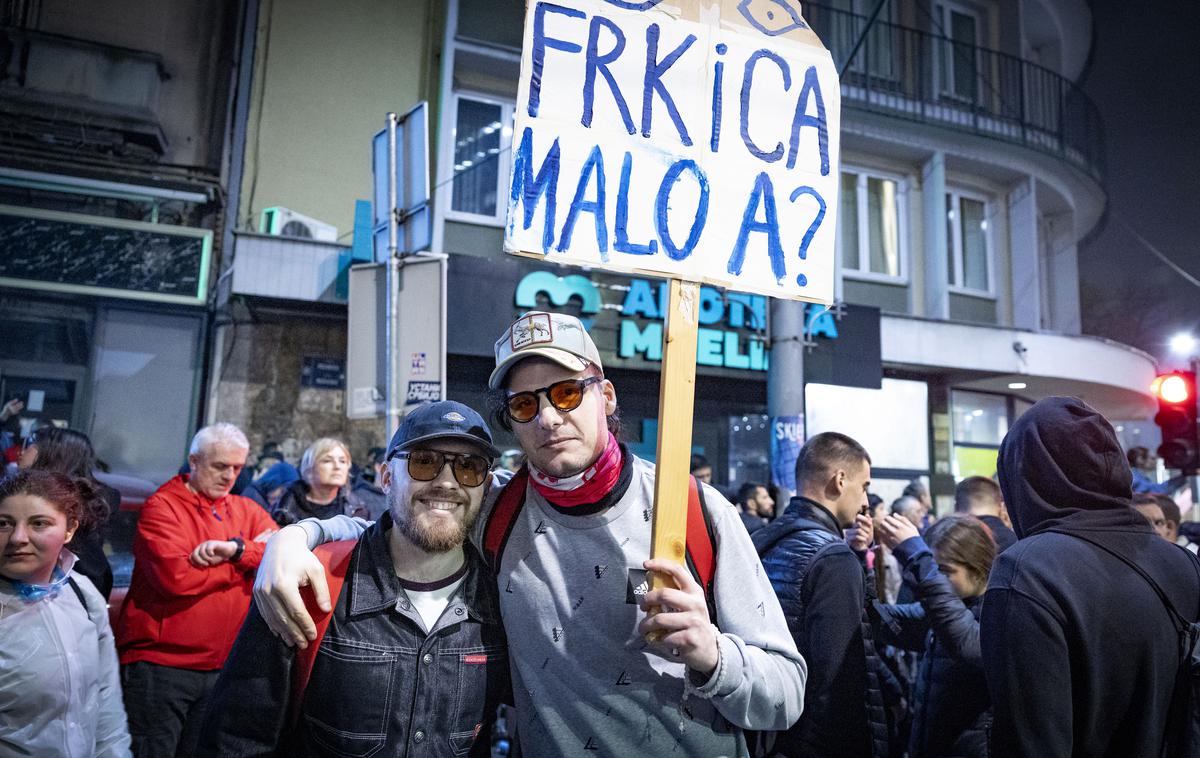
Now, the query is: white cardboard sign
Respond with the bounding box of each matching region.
[505,0,840,303]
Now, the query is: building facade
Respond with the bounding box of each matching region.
[0,0,242,483]
[208,0,1153,509]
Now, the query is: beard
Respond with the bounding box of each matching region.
[390,487,479,553]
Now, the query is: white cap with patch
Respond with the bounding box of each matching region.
[489,311,603,389]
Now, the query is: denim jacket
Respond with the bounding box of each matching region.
[199,513,509,757]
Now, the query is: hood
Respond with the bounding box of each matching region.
[255,461,301,492]
[997,396,1149,538]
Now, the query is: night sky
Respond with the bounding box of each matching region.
[1079,0,1200,369]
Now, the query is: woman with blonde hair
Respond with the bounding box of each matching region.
[875,513,998,757]
[271,438,366,525]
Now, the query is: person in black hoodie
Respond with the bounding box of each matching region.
[981,396,1200,756]
[754,431,888,758]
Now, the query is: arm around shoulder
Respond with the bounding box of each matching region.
[298,514,372,548]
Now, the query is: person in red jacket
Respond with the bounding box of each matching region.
[115,422,276,757]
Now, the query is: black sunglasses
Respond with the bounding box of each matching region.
[505,376,603,423]
[391,449,490,487]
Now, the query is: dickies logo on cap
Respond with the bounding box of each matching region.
[385,400,498,460]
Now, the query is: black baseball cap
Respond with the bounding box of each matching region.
[386,401,499,460]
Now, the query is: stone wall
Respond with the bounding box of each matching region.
[212,313,387,467]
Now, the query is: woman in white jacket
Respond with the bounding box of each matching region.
[0,469,131,757]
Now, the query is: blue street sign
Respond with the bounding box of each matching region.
[372,102,431,259]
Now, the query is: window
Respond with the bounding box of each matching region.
[839,170,905,281]
[437,0,523,231]
[447,94,514,223]
[951,390,1008,479]
[935,2,981,103]
[945,189,992,294]
[826,0,899,82]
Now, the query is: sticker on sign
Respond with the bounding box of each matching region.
[504,0,840,304]
[406,381,442,404]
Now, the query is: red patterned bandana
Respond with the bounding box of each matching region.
[529,433,623,508]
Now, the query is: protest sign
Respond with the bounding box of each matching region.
[504,0,840,588]
[505,0,841,303]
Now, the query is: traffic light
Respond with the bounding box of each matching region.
[1152,371,1200,472]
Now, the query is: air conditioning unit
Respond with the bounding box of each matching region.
[259,207,338,242]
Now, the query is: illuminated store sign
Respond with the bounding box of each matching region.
[514,270,838,372]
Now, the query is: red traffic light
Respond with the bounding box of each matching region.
[1152,372,1195,405]
[1152,371,1200,472]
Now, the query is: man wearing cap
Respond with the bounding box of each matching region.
[198,401,509,757]
[254,311,806,756]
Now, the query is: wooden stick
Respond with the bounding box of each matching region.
[650,278,701,591]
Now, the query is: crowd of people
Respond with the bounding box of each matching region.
[1,308,1198,757]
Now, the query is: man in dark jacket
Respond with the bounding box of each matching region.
[753,431,888,757]
[199,402,509,756]
[736,481,773,534]
[953,476,1017,551]
[981,396,1200,756]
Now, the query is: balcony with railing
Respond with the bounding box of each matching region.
[0,27,168,161]
[805,4,1105,183]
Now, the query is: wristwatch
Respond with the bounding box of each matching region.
[229,536,245,563]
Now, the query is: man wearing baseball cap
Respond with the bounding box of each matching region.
[199,401,509,756]
[255,312,806,756]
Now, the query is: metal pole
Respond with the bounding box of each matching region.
[767,299,806,417]
[386,113,402,435]
[1192,356,1200,509]
[768,298,806,494]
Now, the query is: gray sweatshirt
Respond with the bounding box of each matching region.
[301,455,806,756]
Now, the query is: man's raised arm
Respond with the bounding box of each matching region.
[251,515,370,647]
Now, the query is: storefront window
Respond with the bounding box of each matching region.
[90,309,202,483]
[952,390,1007,445]
[729,414,771,487]
[951,390,1007,479]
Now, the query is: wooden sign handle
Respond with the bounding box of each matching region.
[649,278,701,595]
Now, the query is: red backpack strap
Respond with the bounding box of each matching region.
[685,475,717,618]
[483,467,529,573]
[290,539,356,725]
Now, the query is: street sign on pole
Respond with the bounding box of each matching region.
[372,103,432,260]
[346,258,447,421]
[504,1,840,592]
[367,106,437,433]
